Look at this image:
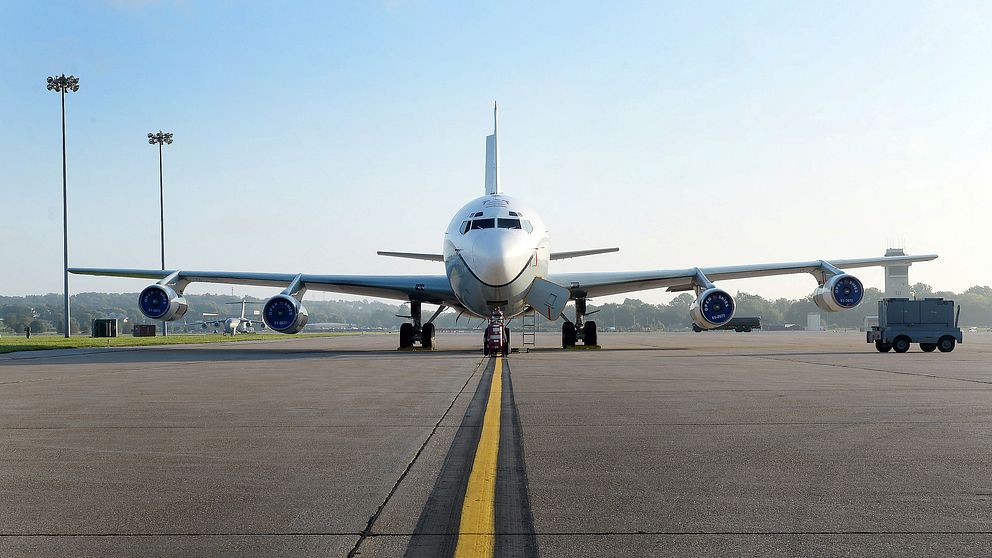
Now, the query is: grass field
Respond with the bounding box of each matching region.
[0,333,359,354]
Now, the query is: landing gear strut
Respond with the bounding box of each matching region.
[398,302,444,350]
[562,298,597,348]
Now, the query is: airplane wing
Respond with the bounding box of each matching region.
[546,254,938,298]
[189,319,223,328]
[68,268,458,306]
[376,251,445,262]
[550,248,619,261]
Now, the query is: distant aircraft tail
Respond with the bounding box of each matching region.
[224,296,257,319]
[484,102,501,195]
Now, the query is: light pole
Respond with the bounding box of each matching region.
[46,74,79,338]
[148,130,173,336]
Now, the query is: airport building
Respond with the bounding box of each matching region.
[884,248,911,298]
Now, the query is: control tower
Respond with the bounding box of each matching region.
[884,247,911,298]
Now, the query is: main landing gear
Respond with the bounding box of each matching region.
[483,308,509,356]
[398,301,444,350]
[562,298,598,348]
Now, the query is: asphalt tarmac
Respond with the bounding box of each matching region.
[1,331,990,557]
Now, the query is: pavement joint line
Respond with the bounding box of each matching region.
[0,533,362,537]
[504,388,992,393]
[4,531,992,538]
[0,338,306,361]
[452,356,503,558]
[0,424,498,430]
[496,420,992,427]
[374,531,992,536]
[345,356,487,558]
[750,355,992,385]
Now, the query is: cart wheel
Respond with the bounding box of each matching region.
[875,341,892,353]
[920,343,937,352]
[937,336,956,352]
[893,336,911,353]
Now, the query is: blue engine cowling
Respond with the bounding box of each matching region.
[689,288,736,330]
[262,294,309,334]
[812,274,864,312]
[137,284,189,321]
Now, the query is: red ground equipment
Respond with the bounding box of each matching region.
[484,310,507,356]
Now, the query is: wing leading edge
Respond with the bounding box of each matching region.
[68,268,458,306]
[547,254,938,299]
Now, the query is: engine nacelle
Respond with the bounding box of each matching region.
[689,288,736,330]
[137,284,189,322]
[262,294,309,334]
[812,274,864,312]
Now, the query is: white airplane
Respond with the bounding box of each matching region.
[188,297,264,335]
[71,105,937,352]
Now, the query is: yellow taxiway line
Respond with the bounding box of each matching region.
[453,356,503,558]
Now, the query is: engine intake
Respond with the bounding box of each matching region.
[689,288,736,330]
[262,294,309,334]
[812,274,864,312]
[137,284,189,321]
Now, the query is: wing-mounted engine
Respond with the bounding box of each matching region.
[262,294,309,334]
[810,262,864,312]
[683,269,736,330]
[138,284,189,321]
[262,274,309,334]
[689,287,736,330]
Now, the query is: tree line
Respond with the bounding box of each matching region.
[1,283,990,335]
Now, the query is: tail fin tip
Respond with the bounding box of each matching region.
[484,103,501,195]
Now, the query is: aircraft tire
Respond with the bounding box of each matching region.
[562,322,577,348]
[399,323,414,348]
[920,343,937,352]
[422,323,435,349]
[583,321,598,346]
[875,341,892,353]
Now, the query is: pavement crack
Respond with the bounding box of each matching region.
[751,355,992,385]
[346,357,485,558]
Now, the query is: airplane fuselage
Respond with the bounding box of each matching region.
[444,195,550,318]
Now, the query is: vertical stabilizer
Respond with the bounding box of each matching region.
[484,102,501,195]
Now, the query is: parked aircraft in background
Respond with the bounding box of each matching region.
[187,297,264,335]
[71,105,937,352]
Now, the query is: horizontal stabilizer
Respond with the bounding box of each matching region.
[550,248,619,261]
[377,251,445,262]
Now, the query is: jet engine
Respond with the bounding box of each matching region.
[812,274,864,312]
[137,284,189,321]
[689,288,736,330]
[262,294,309,334]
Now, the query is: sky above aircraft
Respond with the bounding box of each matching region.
[2,1,990,304]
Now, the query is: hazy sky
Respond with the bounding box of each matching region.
[2,1,990,305]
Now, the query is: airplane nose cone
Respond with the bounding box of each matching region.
[468,231,532,286]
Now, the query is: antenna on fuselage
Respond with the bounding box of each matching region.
[484,101,501,196]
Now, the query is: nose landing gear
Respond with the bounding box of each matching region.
[562,298,598,348]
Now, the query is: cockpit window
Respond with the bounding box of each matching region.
[522,220,534,233]
[470,218,495,230]
[508,211,518,217]
[497,218,522,229]
[460,221,470,234]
